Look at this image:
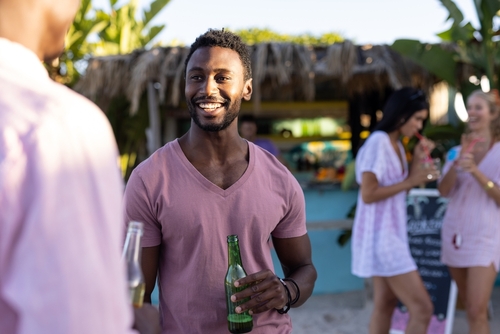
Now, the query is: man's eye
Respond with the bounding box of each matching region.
[190,75,202,80]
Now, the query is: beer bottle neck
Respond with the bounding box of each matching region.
[124,228,142,263]
[228,241,243,267]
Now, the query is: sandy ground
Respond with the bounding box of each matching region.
[289,286,500,334]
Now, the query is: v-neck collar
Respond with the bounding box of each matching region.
[477,141,500,168]
[381,132,408,176]
[172,139,254,197]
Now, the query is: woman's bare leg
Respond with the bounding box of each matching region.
[448,267,467,308]
[386,271,433,334]
[369,276,398,334]
[465,265,496,334]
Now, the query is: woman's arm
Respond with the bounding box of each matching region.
[459,152,500,206]
[471,170,500,206]
[360,166,436,204]
[359,135,438,204]
[360,172,412,204]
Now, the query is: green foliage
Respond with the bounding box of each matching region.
[47,0,107,85]
[391,0,500,96]
[94,0,170,55]
[436,22,476,42]
[91,0,171,179]
[337,229,352,247]
[440,0,466,26]
[48,0,171,178]
[233,28,344,46]
[47,0,170,85]
[392,39,459,86]
[105,95,150,180]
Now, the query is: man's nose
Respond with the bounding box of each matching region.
[201,78,217,96]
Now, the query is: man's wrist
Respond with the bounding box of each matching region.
[283,278,300,306]
[276,278,291,314]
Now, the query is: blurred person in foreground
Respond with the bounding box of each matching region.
[438,89,500,334]
[351,87,439,334]
[124,29,317,333]
[0,0,159,333]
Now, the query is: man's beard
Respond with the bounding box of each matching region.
[187,96,242,132]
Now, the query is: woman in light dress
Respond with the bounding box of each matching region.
[438,89,500,334]
[352,87,440,334]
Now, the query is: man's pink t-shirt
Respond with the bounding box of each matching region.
[124,140,307,333]
[0,38,134,334]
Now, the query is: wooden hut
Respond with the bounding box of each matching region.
[74,40,441,162]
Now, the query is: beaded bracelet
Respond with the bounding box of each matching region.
[276,278,291,314]
[283,277,301,306]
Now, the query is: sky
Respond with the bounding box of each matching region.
[94,0,479,45]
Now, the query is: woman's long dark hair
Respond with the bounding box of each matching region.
[374,87,429,133]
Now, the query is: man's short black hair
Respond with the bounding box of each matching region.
[184,29,252,81]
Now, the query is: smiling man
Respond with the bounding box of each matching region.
[123,29,317,333]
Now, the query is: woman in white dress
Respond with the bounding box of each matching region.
[352,87,440,334]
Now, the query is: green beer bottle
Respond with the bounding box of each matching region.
[225,235,253,333]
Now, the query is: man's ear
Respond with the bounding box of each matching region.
[242,78,252,101]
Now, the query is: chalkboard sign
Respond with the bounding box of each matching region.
[390,189,458,334]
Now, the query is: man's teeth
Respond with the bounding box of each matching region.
[198,103,222,110]
[469,117,477,122]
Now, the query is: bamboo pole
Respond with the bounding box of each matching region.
[146,81,162,155]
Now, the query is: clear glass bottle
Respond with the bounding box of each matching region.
[123,221,146,308]
[225,235,253,333]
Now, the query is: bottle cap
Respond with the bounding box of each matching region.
[128,221,144,234]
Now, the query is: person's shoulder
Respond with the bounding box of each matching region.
[0,73,105,126]
[0,77,50,134]
[252,142,296,183]
[52,83,105,118]
[131,141,177,178]
[367,131,388,143]
[358,131,386,152]
[492,142,500,155]
[252,142,282,166]
[0,74,40,115]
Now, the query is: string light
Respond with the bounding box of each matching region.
[454,92,468,122]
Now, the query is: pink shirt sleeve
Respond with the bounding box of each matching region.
[271,175,307,239]
[124,167,163,247]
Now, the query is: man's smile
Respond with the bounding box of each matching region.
[197,102,223,112]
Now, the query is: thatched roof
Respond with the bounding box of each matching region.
[74,40,439,115]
